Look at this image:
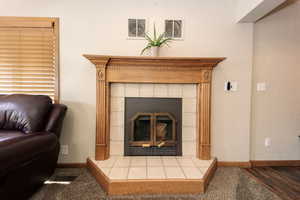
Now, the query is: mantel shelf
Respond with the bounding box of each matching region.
[83,54,226,68]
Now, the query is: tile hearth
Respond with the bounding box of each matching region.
[90,156,214,180]
[87,156,217,195]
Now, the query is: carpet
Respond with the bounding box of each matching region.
[29,167,279,200]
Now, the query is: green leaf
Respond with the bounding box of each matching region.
[164,40,171,47]
[141,24,173,52]
[153,24,157,41]
[157,33,165,43]
[140,45,152,55]
[144,33,154,44]
[160,38,173,47]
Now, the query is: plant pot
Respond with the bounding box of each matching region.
[151,46,159,57]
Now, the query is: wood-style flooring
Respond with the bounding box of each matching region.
[245,166,300,200]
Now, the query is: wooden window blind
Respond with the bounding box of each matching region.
[0,17,59,102]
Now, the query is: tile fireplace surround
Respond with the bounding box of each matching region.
[110,83,195,156]
[84,55,225,195]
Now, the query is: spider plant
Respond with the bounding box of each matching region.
[141,25,172,55]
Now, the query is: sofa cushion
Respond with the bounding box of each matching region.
[0,94,52,133]
[0,130,58,173]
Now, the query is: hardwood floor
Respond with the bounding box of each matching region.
[245,167,300,200]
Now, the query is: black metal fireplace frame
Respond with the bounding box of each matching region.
[124,97,182,156]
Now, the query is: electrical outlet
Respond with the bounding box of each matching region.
[265,138,271,147]
[61,145,69,155]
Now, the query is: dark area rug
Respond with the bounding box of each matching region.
[29,167,280,200]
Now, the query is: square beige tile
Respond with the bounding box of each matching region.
[154,84,168,97]
[162,157,179,167]
[114,157,131,167]
[182,167,204,179]
[182,113,196,127]
[111,83,125,97]
[147,158,163,167]
[168,84,182,97]
[192,158,213,167]
[165,167,185,179]
[100,167,111,176]
[147,167,166,179]
[177,158,195,167]
[183,98,196,113]
[125,84,140,97]
[96,157,117,168]
[109,167,129,179]
[128,167,147,179]
[110,112,124,126]
[110,97,124,112]
[182,127,196,141]
[182,141,196,156]
[162,156,177,159]
[199,167,209,174]
[140,84,154,97]
[131,157,147,167]
[110,126,124,141]
[182,84,196,98]
[147,156,161,159]
[110,141,124,156]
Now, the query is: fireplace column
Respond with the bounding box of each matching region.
[95,60,110,160]
[197,82,212,160]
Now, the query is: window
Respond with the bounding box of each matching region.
[128,19,146,38]
[0,17,59,102]
[165,20,183,39]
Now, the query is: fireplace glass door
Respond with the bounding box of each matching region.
[130,112,176,148]
[131,114,153,146]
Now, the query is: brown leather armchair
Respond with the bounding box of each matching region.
[0,94,67,199]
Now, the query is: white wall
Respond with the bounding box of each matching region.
[236,0,264,21]
[0,0,253,162]
[251,0,300,160]
[236,0,286,22]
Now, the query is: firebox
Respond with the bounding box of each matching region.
[130,112,176,148]
[125,97,182,156]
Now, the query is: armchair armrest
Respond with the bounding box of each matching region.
[45,104,67,138]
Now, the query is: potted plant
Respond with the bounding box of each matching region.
[141,25,172,56]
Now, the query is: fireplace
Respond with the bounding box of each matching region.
[125,97,182,156]
[83,55,225,160]
[84,55,225,195]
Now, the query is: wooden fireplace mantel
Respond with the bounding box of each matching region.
[84,55,225,160]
